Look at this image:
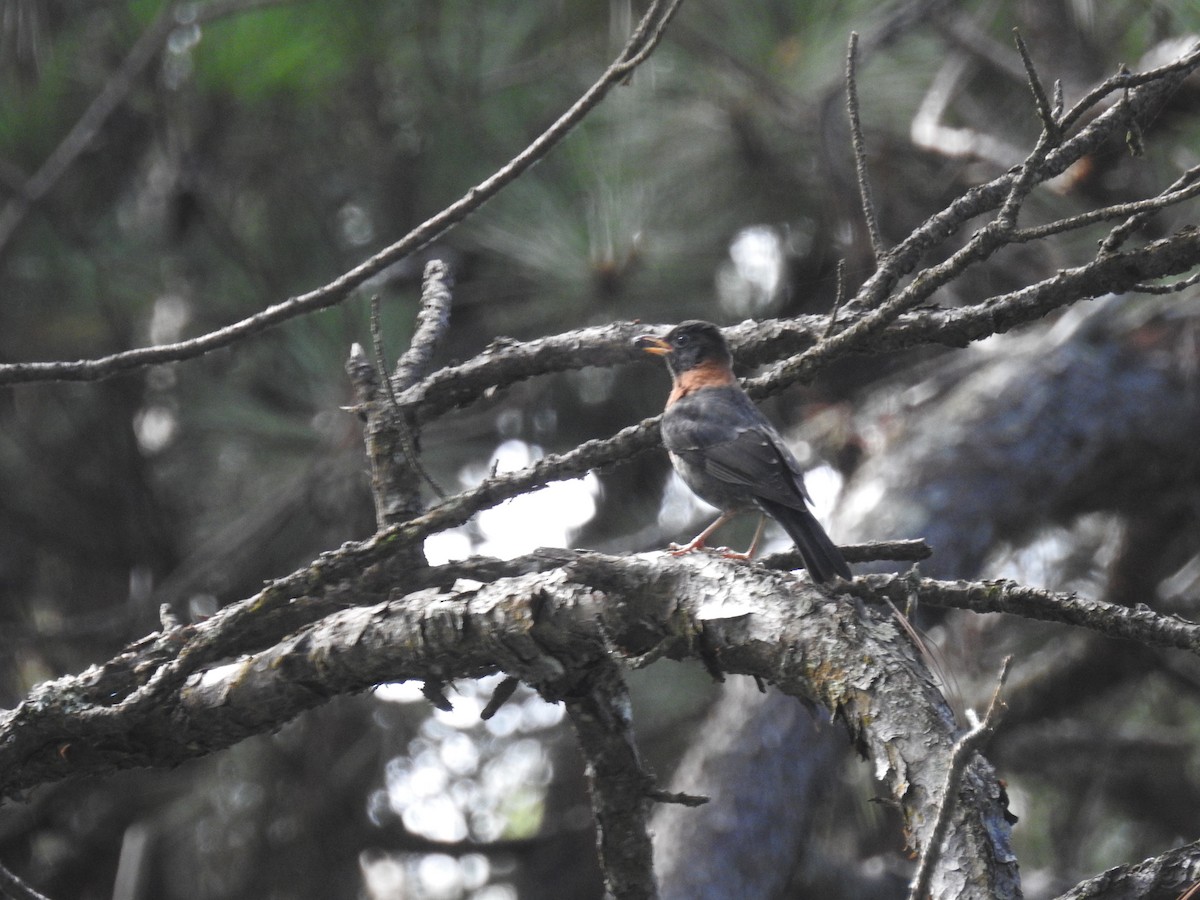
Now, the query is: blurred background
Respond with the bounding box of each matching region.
[2,1,1200,898]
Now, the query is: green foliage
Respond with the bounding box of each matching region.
[0,34,79,160]
[192,6,354,103]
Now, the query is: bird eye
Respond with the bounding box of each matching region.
[673,333,689,346]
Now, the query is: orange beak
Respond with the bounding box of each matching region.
[635,334,671,357]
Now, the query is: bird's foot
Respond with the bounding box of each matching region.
[715,546,753,561]
[668,540,704,556]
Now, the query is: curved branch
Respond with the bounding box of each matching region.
[0,557,1020,898]
[745,226,1200,397]
[387,218,1200,437]
[0,0,684,386]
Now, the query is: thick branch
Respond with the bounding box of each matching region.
[1054,838,1200,900]
[0,556,1020,899]
[560,659,657,900]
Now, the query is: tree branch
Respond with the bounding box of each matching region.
[859,575,1200,655]
[907,656,1011,900]
[0,0,685,386]
[1053,838,1200,900]
[355,224,1200,549]
[393,259,454,391]
[560,658,657,900]
[850,40,1200,315]
[845,32,885,262]
[0,554,1021,897]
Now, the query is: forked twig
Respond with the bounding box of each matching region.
[369,292,447,500]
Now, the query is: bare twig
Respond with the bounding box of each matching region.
[1098,165,1200,255]
[823,259,849,338]
[1059,45,1200,135]
[479,676,521,720]
[846,32,884,263]
[369,282,448,500]
[761,537,931,571]
[0,0,684,386]
[907,656,1012,900]
[369,295,400,411]
[1132,270,1200,295]
[995,123,1053,233]
[859,574,1200,655]
[393,259,454,391]
[750,226,1200,402]
[1011,167,1200,244]
[0,859,52,900]
[853,40,1200,315]
[647,787,709,807]
[1013,29,1060,142]
[763,45,1200,397]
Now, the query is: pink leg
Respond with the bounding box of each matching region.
[719,514,767,561]
[669,512,735,555]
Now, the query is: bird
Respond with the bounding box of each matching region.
[635,320,851,583]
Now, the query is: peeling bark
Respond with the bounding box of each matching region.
[0,555,1020,898]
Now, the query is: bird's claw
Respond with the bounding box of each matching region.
[668,541,751,561]
[716,546,752,561]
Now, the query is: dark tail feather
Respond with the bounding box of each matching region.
[760,499,851,583]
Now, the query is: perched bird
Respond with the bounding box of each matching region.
[635,320,851,583]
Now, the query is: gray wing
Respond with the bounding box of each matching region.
[663,388,812,508]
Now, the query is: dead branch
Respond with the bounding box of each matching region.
[1053,839,1200,900]
[0,555,1021,898]
[860,575,1200,654]
[0,0,684,386]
